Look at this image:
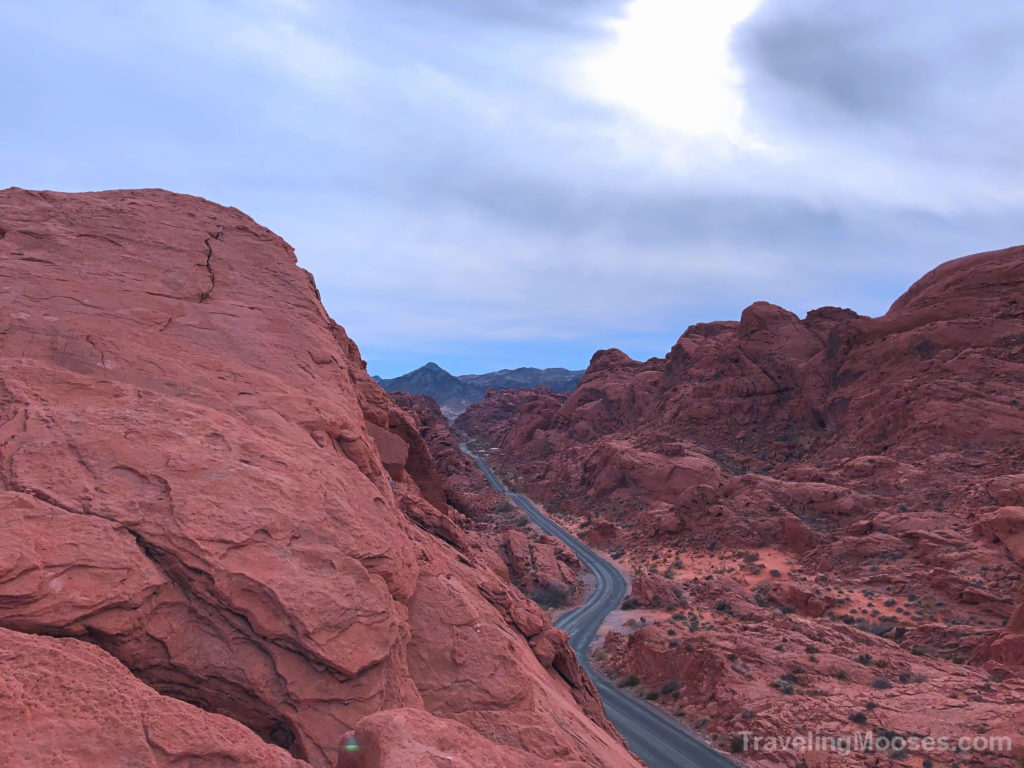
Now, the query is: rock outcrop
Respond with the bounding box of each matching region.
[459,244,1024,766]
[389,391,583,606]
[0,188,640,768]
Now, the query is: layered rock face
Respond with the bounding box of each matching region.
[459,246,1024,765]
[0,189,640,768]
[390,392,583,607]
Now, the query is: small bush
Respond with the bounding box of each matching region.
[856,653,872,665]
[772,678,795,695]
[872,676,893,690]
[849,711,868,725]
[619,675,640,688]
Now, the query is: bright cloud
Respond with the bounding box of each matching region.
[578,0,762,140]
[2,0,1022,377]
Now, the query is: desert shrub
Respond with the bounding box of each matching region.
[772,678,795,695]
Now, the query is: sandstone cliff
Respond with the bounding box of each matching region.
[0,188,640,768]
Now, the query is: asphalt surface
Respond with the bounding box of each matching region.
[463,446,738,768]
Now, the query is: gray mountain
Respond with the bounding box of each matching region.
[459,366,584,393]
[376,362,583,418]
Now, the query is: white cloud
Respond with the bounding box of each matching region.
[3,0,1022,375]
[576,0,762,142]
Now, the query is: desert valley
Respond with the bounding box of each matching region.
[1,187,1021,767]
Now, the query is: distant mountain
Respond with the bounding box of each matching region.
[375,362,583,418]
[459,367,584,393]
[376,363,477,416]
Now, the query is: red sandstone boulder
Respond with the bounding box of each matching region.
[0,627,305,768]
[626,574,688,608]
[761,580,836,618]
[977,507,1024,566]
[501,529,579,606]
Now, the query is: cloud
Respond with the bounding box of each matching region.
[734,0,1024,209]
[2,0,1021,377]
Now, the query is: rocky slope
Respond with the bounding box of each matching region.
[377,363,582,418]
[390,392,583,608]
[457,245,1024,766]
[0,188,641,768]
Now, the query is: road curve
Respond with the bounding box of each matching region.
[463,446,738,768]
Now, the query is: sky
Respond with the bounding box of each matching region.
[3,0,1022,377]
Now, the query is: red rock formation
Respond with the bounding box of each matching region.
[0,626,306,768]
[460,244,1024,765]
[388,391,506,521]
[389,391,583,605]
[0,189,640,768]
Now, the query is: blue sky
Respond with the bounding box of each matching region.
[3,0,1022,377]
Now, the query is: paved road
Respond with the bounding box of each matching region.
[463,446,738,768]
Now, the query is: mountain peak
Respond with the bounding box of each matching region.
[376,363,584,418]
